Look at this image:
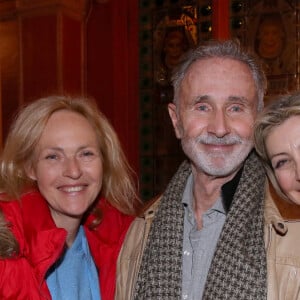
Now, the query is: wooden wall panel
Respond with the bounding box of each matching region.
[86,2,114,117]
[0,20,20,140]
[21,15,58,102]
[86,0,139,175]
[0,0,86,142]
[62,15,82,94]
[212,0,230,39]
[0,0,139,175]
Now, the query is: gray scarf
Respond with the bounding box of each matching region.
[134,151,267,299]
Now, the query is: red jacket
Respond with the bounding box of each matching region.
[0,191,134,300]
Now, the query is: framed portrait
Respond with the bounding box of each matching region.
[153,5,198,87]
[244,0,300,98]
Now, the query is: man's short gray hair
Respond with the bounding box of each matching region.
[171,39,267,112]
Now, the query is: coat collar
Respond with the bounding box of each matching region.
[264,182,288,235]
[19,191,104,280]
[20,191,67,281]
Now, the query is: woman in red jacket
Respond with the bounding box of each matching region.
[0,95,141,300]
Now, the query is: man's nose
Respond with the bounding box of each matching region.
[207,110,230,138]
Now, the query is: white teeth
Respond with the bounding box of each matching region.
[62,186,83,193]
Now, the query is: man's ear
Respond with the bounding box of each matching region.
[168,102,182,139]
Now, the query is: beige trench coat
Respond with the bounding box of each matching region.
[265,183,300,300]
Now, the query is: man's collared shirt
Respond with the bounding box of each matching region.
[181,174,226,300]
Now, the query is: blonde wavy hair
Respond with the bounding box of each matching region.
[254,92,300,201]
[0,95,141,217]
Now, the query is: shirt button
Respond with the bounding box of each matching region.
[182,294,188,299]
[183,250,190,256]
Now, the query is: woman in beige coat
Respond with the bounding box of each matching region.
[254,92,300,300]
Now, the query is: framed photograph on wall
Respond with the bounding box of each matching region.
[245,0,300,98]
[153,6,198,87]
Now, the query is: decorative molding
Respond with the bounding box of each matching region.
[0,0,90,19]
[94,0,110,3]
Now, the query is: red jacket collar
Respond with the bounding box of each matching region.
[19,190,134,300]
[20,191,67,283]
